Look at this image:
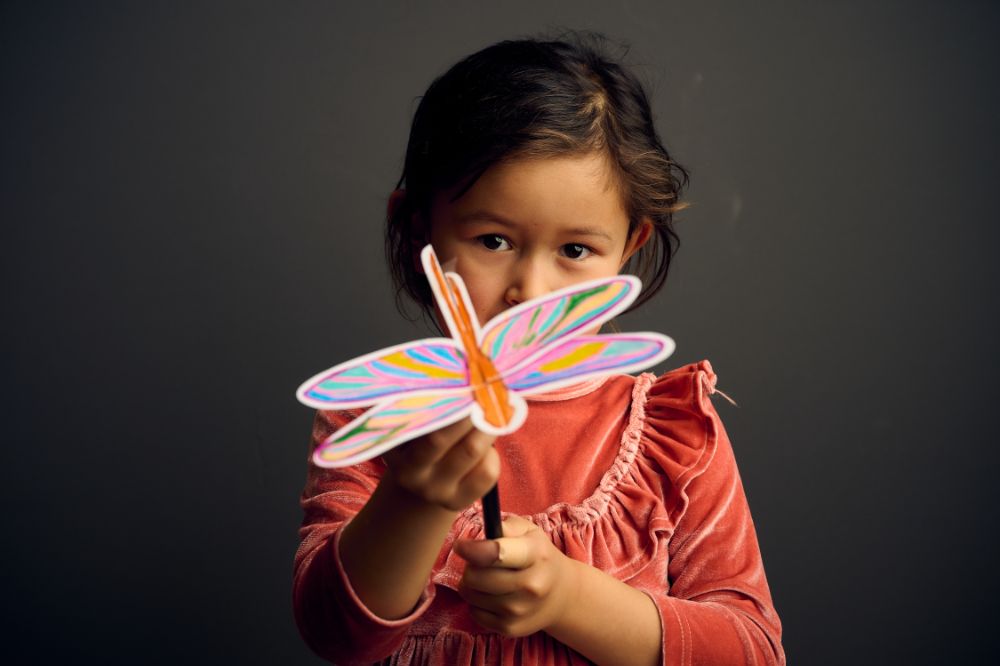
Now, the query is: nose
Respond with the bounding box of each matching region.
[504,257,549,307]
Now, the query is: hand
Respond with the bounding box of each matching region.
[454,515,580,637]
[382,417,499,512]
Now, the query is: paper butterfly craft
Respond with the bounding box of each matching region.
[297,245,675,468]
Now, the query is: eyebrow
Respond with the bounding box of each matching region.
[455,210,516,227]
[455,210,616,243]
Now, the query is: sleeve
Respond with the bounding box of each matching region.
[292,409,436,665]
[639,363,785,665]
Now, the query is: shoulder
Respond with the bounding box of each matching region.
[633,360,724,428]
[643,359,721,416]
[630,360,730,483]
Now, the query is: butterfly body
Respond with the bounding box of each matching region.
[297,244,674,467]
[427,255,518,432]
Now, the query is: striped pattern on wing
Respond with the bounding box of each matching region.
[313,393,474,467]
[504,334,674,392]
[480,277,639,375]
[297,340,467,408]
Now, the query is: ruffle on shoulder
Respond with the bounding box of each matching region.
[432,360,725,590]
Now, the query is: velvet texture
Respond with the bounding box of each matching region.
[293,361,784,665]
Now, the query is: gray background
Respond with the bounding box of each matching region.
[3,1,998,663]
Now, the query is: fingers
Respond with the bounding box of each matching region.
[458,535,534,570]
[398,417,478,468]
[495,537,533,569]
[393,418,495,478]
[453,538,500,567]
[499,515,535,538]
[435,427,497,481]
[384,418,500,511]
[455,516,539,570]
[493,515,537,568]
[456,524,560,637]
[456,516,575,637]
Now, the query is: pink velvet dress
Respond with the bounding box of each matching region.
[293,361,784,665]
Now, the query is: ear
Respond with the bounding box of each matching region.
[387,188,407,222]
[388,189,430,275]
[620,219,653,269]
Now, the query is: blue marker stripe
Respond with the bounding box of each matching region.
[427,346,462,365]
[426,396,468,409]
[547,296,620,341]
[310,385,399,401]
[318,379,371,390]
[537,300,566,339]
[492,318,516,358]
[408,347,458,369]
[341,366,375,378]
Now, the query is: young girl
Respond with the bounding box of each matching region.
[294,36,784,666]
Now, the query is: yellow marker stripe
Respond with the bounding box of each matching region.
[384,351,464,380]
[539,341,605,373]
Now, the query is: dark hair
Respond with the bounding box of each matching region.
[386,32,688,317]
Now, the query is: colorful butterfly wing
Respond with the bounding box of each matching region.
[503,333,675,393]
[479,276,641,374]
[313,392,475,467]
[296,339,468,409]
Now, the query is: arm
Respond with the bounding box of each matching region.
[339,416,499,620]
[549,559,661,666]
[649,420,784,665]
[293,411,499,663]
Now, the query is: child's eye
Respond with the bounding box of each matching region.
[478,234,512,251]
[560,243,593,260]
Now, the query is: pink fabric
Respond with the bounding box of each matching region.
[293,361,784,665]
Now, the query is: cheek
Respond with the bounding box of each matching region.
[453,263,504,325]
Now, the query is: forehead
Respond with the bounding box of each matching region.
[432,153,630,239]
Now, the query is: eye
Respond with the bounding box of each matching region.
[477,234,512,251]
[560,243,593,260]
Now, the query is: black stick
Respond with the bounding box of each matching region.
[481,483,502,539]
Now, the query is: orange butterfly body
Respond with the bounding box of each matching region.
[428,251,515,430]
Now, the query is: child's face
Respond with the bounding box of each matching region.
[428,153,650,327]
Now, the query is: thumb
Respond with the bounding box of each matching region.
[492,516,538,569]
[453,516,539,568]
[499,514,535,538]
[453,538,500,567]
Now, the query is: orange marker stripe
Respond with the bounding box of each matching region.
[428,252,513,429]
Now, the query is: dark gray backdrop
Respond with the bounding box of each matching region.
[4,1,998,664]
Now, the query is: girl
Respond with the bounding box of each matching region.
[294,35,784,666]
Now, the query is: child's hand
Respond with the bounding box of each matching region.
[454,515,580,637]
[382,417,499,512]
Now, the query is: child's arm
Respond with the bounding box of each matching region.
[338,417,499,619]
[456,516,661,666]
[294,412,499,662]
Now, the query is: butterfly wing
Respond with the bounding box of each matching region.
[313,392,475,467]
[296,339,468,409]
[480,276,641,374]
[503,333,675,394]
